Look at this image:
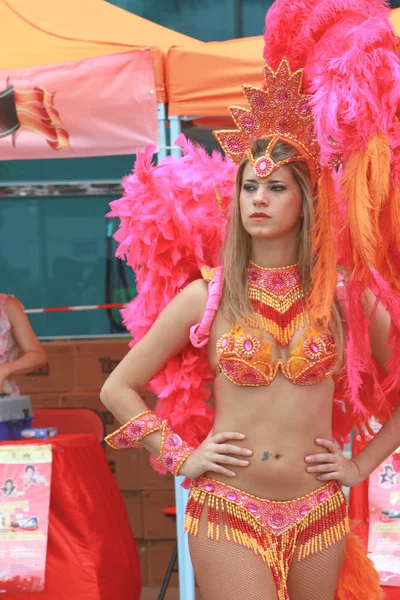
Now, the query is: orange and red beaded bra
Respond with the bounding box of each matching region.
[191,263,339,387]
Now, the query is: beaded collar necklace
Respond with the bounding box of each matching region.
[247,262,308,347]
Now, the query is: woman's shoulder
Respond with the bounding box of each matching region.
[181,266,222,302]
[4,295,23,309]
[3,295,25,321]
[179,278,210,318]
[0,293,12,312]
[185,268,225,347]
[0,293,22,304]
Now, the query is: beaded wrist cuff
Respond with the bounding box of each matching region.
[156,421,195,476]
[105,410,163,449]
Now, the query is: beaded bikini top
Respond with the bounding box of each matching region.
[190,263,339,387]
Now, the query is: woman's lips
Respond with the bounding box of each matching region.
[250,212,271,221]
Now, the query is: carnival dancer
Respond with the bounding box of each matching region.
[101,1,400,598]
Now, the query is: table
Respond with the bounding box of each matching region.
[0,433,141,599]
[349,436,398,600]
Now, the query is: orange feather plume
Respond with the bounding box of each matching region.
[309,167,338,323]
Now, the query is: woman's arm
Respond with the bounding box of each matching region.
[306,290,400,486]
[100,279,209,421]
[0,297,47,391]
[100,279,209,454]
[101,278,252,478]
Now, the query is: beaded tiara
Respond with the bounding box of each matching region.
[213,59,322,186]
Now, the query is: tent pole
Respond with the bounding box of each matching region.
[169,115,195,600]
[169,116,182,157]
[157,103,168,161]
[174,476,196,600]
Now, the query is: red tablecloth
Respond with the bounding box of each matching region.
[349,437,399,600]
[0,434,141,599]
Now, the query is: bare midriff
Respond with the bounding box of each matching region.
[204,371,335,501]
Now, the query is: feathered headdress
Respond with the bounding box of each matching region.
[110,0,400,456]
[261,0,400,438]
[213,58,324,187]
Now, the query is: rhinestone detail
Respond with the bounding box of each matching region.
[215,263,339,386]
[192,477,340,535]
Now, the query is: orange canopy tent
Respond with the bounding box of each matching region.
[167,36,264,117]
[167,9,400,118]
[0,0,198,104]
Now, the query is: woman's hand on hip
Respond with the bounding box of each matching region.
[305,438,363,487]
[179,430,252,479]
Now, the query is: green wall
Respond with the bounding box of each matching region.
[0,155,136,338]
[108,0,273,41]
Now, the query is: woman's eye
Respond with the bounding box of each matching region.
[243,184,256,192]
[270,185,286,192]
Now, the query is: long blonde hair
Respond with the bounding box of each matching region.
[221,138,344,358]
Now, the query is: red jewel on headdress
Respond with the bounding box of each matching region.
[239,114,260,134]
[278,120,290,134]
[253,155,275,178]
[251,93,267,110]
[228,138,240,150]
[277,90,289,102]
[298,100,310,116]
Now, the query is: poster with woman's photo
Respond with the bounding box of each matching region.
[0,444,52,593]
[369,450,400,587]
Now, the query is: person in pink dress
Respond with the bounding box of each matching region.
[0,294,46,396]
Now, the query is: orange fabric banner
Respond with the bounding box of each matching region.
[0,50,158,159]
[167,37,265,117]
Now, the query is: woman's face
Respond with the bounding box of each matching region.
[239,161,303,241]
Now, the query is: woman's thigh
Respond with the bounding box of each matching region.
[189,509,278,600]
[287,538,346,600]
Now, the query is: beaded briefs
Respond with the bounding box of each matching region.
[185,477,348,600]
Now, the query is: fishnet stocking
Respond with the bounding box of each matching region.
[287,538,346,600]
[189,506,278,600]
[189,505,346,600]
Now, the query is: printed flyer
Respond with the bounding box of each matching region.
[0,444,52,593]
[368,450,400,587]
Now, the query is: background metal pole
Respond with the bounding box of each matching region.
[174,477,196,600]
[169,116,182,157]
[157,103,168,161]
[168,113,195,598]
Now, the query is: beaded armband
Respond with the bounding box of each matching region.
[105,410,163,449]
[156,421,195,476]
